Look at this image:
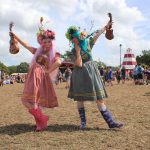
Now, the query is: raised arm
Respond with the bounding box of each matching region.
[9,32,36,54]
[93,26,106,44]
[74,42,82,67]
[72,38,82,67]
[93,21,112,44]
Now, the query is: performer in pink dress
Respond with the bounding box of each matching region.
[10,24,61,131]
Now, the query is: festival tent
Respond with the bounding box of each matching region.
[11,73,27,76]
[122,48,137,70]
[59,61,74,73]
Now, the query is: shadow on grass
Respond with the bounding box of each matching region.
[46,124,121,132]
[0,123,121,136]
[0,123,34,136]
[143,92,150,96]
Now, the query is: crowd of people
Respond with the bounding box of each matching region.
[0,71,26,86]
[132,64,150,85]
[99,64,150,86]
[55,67,72,88]
[1,64,150,88]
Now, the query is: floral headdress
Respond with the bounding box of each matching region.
[37,17,55,44]
[65,26,89,52]
[65,26,81,41]
[65,21,95,42]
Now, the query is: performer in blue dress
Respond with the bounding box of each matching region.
[65,23,124,129]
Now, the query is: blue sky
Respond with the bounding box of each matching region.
[126,0,150,39]
[0,0,150,67]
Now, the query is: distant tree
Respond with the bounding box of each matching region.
[141,50,150,55]
[111,66,119,71]
[61,51,74,62]
[96,58,106,69]
[0,61,8,72]
[7,66,17,74]
[17,62,29,73]
[136,50,150,66]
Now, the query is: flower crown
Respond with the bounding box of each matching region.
[66,26,89,42]
[66,21,95,42]
[37,17,55,44]
[65,26,80,41]
[37,29,55,39]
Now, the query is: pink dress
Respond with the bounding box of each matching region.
[22,52,59,108]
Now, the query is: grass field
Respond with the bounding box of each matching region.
[0,81,150,150]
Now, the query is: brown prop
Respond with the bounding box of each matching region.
[36,55,49,69]
[9,22,20,54]
[105,13,114,40]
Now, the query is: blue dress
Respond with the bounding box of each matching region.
[68,37,108,101]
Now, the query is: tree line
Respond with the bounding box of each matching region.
[0,62,29,74]
[0,49,150,74]
[136,50,150,66]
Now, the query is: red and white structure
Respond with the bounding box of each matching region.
[122,48,137,70]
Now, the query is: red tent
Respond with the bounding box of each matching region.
[59,61,74,73]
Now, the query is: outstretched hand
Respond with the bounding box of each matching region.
[9,31,36,54]
[72,38,79,45]
[9,31,17,39]
[105,21,113,29]
[9,31,14,36]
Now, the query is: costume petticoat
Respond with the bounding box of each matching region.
[68,61,108,101]
[22,62,58,108]
[22,46,59,108]
[68,38,108,101]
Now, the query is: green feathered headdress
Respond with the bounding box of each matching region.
[65,26,80,41]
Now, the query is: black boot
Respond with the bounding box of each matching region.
[101,109,123,128]
[78,107,86,130]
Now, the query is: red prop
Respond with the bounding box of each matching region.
[9,22,20,54]
[105,13,114,40]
